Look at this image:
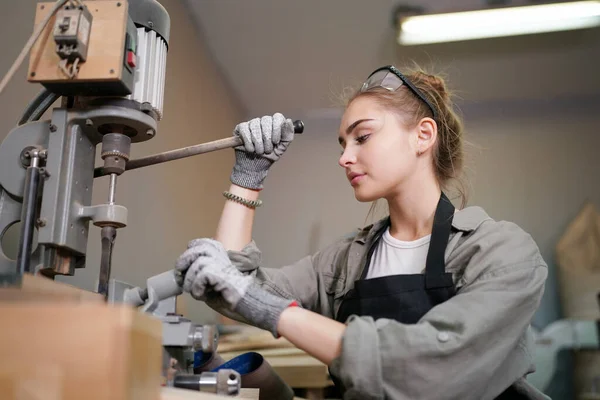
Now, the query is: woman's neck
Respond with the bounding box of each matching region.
[386,178,441,242]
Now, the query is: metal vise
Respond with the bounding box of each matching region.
[108,270,241,396]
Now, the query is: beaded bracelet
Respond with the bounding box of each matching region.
[222,191,263,209]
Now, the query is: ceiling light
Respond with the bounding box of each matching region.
[396,1,600,45]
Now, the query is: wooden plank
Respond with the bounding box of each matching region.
[0,360,66,400]
[556,201,600,319]
[237,389,260,399]
[220,347,306,359]
[217,338,294,353]
[265,356,332,389]
[0,303,162,400]
[555,202,600,396]
[161,387,258,400]
[217,327,294,353]
[15,273,103,302]
[161,387,230,400]
[0,287,89,303]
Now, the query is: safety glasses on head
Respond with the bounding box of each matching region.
[360,65,438,122]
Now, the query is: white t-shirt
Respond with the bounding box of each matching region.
[365,227,431,279]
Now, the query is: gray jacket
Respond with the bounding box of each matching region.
[226,206,550,400]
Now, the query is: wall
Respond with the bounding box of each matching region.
[252,97,600,399]
[0,0,244,324]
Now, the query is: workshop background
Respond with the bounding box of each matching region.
[1,0,599,399]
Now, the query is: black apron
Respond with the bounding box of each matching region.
[335,192,456,325]
[331,192,524,399]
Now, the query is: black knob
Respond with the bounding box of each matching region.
[293,120,304,134]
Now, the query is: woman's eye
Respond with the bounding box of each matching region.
[356,134,370,144]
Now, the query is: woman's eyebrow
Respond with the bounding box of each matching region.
[339,118,375,145]
[346,118,374,135]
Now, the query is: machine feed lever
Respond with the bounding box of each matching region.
[94,119,304,178]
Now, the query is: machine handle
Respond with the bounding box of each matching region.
[292,119,304,133]
[94,119,304,178]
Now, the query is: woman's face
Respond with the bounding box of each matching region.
[338,96,421,202]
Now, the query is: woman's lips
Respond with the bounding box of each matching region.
[349,173,365,186]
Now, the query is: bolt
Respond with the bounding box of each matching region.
[146,129,155,137]
[36,218,47,227]
[39,150,47,159]
[23,151,31,159]
[85,119,93,126]
[49,124,57,132]
[148,21,154,28]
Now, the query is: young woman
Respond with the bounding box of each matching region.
[175,65,549,399]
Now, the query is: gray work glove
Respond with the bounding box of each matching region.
[231,113,295,190]
[175,239,295,337]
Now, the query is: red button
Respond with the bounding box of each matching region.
[127,51,136,68]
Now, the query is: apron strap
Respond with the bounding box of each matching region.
[359,218,390,281]
[425,192,455,289]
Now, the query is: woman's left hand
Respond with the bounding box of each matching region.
[175,238,250,303]
[175,238,296,336]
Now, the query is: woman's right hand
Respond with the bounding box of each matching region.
[230,113,295,190]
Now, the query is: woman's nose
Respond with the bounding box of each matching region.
[338,148,356,168]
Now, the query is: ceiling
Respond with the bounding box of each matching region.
[183,0,600,120]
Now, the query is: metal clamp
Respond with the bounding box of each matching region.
[173,370,241,396]
[79,203,127,228]
[141,269,183,313]
[162,318,218,353]
[190,325,219,353]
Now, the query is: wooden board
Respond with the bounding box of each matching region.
[161,387,259,400]
[556,202,600,319]
[1,273,104,303]
[555,202,600,396]
[28,0,128,83]
[259,355,332,390]
[0,303,162,400]
[220,347,306,359]
[217,327,294,353]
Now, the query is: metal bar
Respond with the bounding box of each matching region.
[16,154,41,275]
[94,136,242,178]
[108,174,117,204]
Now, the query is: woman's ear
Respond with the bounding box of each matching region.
[416,117,437,155]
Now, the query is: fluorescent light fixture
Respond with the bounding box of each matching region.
[397,1,600,45]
